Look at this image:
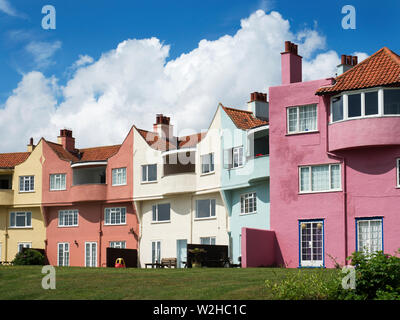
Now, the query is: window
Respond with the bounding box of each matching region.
[299,164,341,193]
[50,174,66,191]
[195,199,216,219]
[105,207,126,225]
[85,242,97,267]
[331,96,344,122]
[348,93,362,118]
[19,176,34,192]
[10,212,32,228]
[200,237,216,245]
[233,146,244,168]
[299,221,324,267]
[112,168,127,186]
[109,241,126,249]
[365,91,379,115]
[58,210,78,227]
[152,240,161,263]
[18,242,32,253]
[384,89,400,115]
[152,203,170,222]
[287,104,317,134]
[142,164,157,182]
[58,243,70,266]
[201,153,214,174]
[357,218,383,254]
[240,192,257,214]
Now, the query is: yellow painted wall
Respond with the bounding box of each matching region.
[0,141,46,262]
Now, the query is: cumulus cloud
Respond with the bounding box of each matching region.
[0,10,368,152]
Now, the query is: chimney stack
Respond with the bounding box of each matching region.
[153,114,174,140]
[27,137,35,152]
[337,54,358,76]
[57,129,75,153]
[281,41,302,85]
[248,92,269,121]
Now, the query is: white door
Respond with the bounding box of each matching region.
[151,241,161,264]
[176,239,187,268]
[0,243,2,263]
[300,221,324,267]
[85,242,97,267]
[58,243,70,266]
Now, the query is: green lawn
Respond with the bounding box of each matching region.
[0,266,338,300]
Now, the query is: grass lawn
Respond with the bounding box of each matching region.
[0,266,339,300]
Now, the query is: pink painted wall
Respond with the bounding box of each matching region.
[269,78,400,268]
[241,227,277,268]
[42,127,139,267]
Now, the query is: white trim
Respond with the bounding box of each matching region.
[58,209,79,227]
[50,173,67,191]
[71,161,107,168]
[161,148,196,157]
[141,164,158,183]
[247,125,269,135]
[111,167,127,186]
[299,163,342,194]
[84,242,97,267]
[17,242,32,253]
[300,221,324,267]
[240,192,257,215]
[397,158,400,188]
[152,203,171,223]
[104,207,126,225]
[57,242,70,266]
[9,211,32,228]
[286,104,318,134]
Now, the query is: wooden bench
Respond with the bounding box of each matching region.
[161,258,177,268]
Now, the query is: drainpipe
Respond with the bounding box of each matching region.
[325,97,348,265]
[99,205,103,267]
[5,212,8,262]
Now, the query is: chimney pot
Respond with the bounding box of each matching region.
[281,41,302,84]
[352,56,358,66]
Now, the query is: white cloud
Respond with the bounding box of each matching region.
[25,41,62,69]
[0,10,368,152]
[73,55,94,68]
[0,0,25,18]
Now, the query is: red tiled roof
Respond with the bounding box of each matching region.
[45,140,120,163]
[221,105,268,130]
[317,47,400,95]
[0,152,30,168]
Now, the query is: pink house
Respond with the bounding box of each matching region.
[269,42,400,268]
[42,128,139,267]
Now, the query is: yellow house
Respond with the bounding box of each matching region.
[0,140,46,263]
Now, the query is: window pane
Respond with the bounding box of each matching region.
[157,203,170,221]
[332,96,343,122]
[196,199,211,218]
[152,205,157,221]
[142,166,147,181]
[311,166,329,191]
[299,105,317,132]
[330,165,341,189]
[348,94,361,118]
[365,91,378,115]
[288,108,298,132]
[16,213,26,227]
[26,212,31,226]
[148,165,157,181]
[300,167,310,192]
[384,89,400,115]
[10,212,15,227]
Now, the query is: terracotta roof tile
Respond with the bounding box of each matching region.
[0,152,30,168]
[222,105,268,130]
[317,47,400,95]
[46,141,79,162]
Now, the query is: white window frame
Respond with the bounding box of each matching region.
[201,153,215,174]
[232,146,244,169]
[18,242,32,253]
[152,203,171,223]
[9,211,32,228]
[57,242,70,266]
[356,218,383,255]
[19,175,34,192]
[85,242,97,267]
[287,104,318,134]
[58,210,79,227]
[50,173,66,191]
[104,207,126,225]
[112,167,127,186]
[299,163,342,194]
[397,158,400,188]
[240,192,257,215]
[109,241,126,249]
[151,240,161,264]
[200,237,216,245]
[142,164,157,183]
[195,199,216,220]
[330,87,400,124]
[299,221,324,267]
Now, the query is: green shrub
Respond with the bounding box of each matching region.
[265,269,341,300]
[12,248,45,265]
[336,250,400,300]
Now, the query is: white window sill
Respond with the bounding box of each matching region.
[141,180,158,184]
[104,223,127,226]
[9,226,33,229]
[299,189,342,195]
[286,130,319,136]
[194,216,217,221]
[58,225,78,228]
[239,211,257,216]
[111,183,127,187]
[19,191,35,193]
[50,189,67,192]
[200,171,215,177]
[151,220,171,224]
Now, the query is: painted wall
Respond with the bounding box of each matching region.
[241,228,276,267]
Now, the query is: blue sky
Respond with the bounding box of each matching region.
[0,0,399,152]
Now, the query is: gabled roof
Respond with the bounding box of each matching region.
[135,127,205,152]
[45,140,121,163]
[316,47,400,95]
[221,105,268,130]
[0,152,30,169]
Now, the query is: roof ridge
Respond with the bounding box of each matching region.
[79,144,121,151]
[0,151,30,155]
[222,106,253,114]
[383,47,400,65]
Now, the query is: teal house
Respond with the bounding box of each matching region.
[219,92,270,265]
